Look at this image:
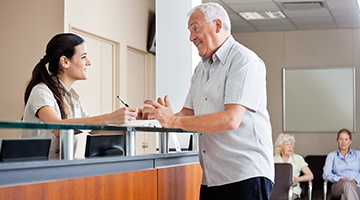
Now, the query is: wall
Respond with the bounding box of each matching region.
[233,29,360,156]
[0,0,64,137]
[64,0,156,103]
[156,0,201,149]
[156,0,201,112]
[0,0,155,138]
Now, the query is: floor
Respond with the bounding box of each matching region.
[298,189,329,200]
[312,190,324,200]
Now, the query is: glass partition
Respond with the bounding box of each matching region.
[0,121,197,160]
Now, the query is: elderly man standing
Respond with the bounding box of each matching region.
[144,2,274,200]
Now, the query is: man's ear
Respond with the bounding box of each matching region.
[59,56,69,68]
[214,18,223,33]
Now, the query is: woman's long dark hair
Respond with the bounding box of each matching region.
[24,33,84,119]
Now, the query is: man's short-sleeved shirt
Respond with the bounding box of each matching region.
[184,36,274,186]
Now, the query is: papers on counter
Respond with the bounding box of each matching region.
[120,120,162,128]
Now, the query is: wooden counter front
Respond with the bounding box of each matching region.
[0,169,157,200]
[158,163,202,200]
[0,153,201,200]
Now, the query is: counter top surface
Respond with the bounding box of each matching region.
[0,152,199,187]
[0,121,194,133]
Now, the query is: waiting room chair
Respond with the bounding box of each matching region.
[302,155,327,200]
[324,181,341,200]
[300,180,313,200]
[271,163,293,200]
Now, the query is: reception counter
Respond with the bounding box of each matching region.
[0,122,202,200]
[0,152,201,200]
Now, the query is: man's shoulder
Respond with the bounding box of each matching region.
[230,40,258,60]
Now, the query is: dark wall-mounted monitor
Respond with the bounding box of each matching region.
[147,16,156,55]
[0,138,51,162]
[85,134,125,157]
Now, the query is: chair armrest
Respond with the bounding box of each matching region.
[288,186,293,200]
[308,180,313,200]
[323,180,328,200]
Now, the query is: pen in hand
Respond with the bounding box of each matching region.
[117,95,129,107]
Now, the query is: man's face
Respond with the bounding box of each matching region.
[188,9,218,58]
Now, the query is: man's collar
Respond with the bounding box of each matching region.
[211,35,235,65]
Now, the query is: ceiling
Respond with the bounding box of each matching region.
[202,0,360,32]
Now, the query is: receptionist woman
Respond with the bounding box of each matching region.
[21,33,139,159]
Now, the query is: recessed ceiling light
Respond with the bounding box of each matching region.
[282,2,323,10]
[239,12,265,20]
[239,11,286,20]
[265,11,286,19]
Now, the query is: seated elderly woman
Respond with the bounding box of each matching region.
[274,133,314,199]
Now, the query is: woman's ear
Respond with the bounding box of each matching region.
[59,56,69,69]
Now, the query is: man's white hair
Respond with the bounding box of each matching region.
[188,2,231,32]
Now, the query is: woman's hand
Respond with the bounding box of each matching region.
[109,107,137,124]
[292,176,300,184]
[339,178,357,185]
[340,177,349,182]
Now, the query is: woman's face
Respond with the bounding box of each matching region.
[280,140,294,157]
[66,43,91,81]
[337,132,352,151]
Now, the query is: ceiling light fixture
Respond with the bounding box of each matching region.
[239,11,286,20]
[239,12,265,20]
[282,1,323,10]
